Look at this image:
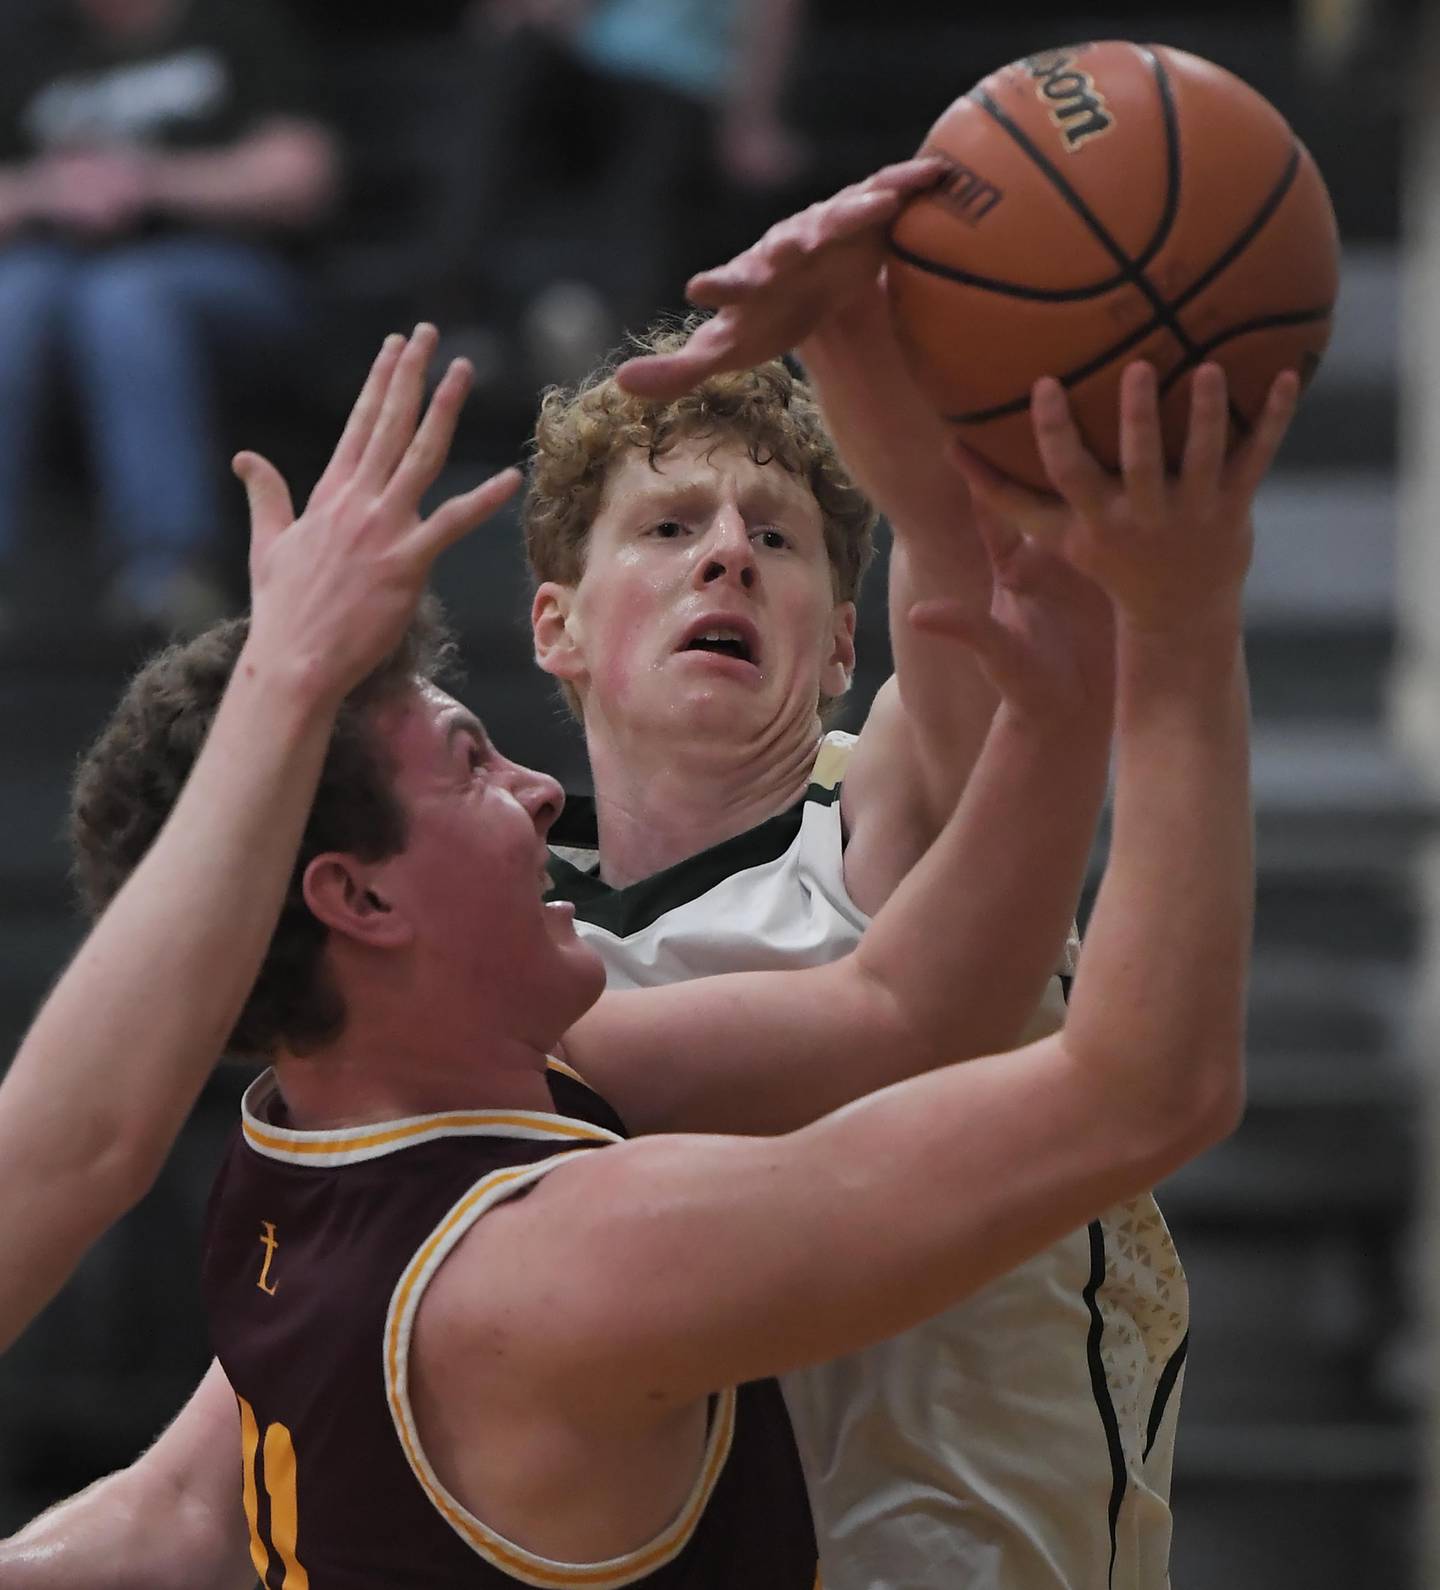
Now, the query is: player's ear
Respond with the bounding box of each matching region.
[820,601,857,700]
[302,855,414,950]
[532,582,588,685]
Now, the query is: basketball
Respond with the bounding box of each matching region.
[886,42,1340,490]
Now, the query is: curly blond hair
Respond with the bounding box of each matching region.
[523,320,878,602]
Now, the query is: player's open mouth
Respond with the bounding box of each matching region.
[676,616,761,669]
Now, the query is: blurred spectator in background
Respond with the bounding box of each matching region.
[0,0,337,637]
[466,0,810,385]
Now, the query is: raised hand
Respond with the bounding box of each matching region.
[949,362,1300,635]
[234,324,522,705]
[910,511,1115,733]
[616,156,946,401]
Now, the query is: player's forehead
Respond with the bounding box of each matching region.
[595,435,821,525]
[372,682,483,770]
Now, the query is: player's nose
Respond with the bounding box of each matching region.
[507,759,565,837]
[694,508,757,592]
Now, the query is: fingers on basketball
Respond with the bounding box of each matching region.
[1180,363,1232,495]
[1031,378,1109,522]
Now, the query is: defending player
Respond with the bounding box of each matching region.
[525,157,1266,1587]
[0,323,1289,1584]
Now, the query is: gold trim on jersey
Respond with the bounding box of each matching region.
[808,731,856,794]
[384,1156,738,1589]
[543,1055,589,1087]
[239,1072,622,1168]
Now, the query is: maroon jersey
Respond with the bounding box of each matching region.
[201,1063,818,1589]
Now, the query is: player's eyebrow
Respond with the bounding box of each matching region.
[442,711,488,757]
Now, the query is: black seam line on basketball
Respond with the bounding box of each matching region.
[1083,1220,1127,1590]
[971,88,1205,364]
[890,50,1178,303]
[944,312,1169,425]
[1143,1331,1189,1461]
[886,238,1134,302]
[1172,144,1303,317]
[943,296,1329,428]
[1157,305,1336,396]
[1130,46,1182,274]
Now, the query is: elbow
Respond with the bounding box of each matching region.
[1147,1040,1247,1173]
[82,1115,166,1224]
[1074,1032,1246,1187]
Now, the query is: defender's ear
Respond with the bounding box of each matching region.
[532,582,588,684]
[820,601,857,700]
[302,856,414,950]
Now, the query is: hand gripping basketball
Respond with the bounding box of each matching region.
[946,360,1299,634]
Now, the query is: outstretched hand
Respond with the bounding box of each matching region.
[909,510,1115,732]
[236,324,522,705]
[949,361,1300,636]
[616,157,946,401]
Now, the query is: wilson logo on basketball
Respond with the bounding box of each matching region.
[1023,49,1115,151]
[930,159,1004,225]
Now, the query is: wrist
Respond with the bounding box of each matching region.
[1116,599,1244,659]
[233,633,349,721]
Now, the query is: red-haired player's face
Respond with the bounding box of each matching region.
[539,438,856,752]
[366,684,605,1043]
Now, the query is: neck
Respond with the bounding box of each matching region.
[583,712,824,887]
[271,1006,559,1132]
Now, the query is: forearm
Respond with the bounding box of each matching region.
[1065,615,1252,1135]
[0,648,339,1349]
[852,700,1108,1061]
[0,1365,252,1589]
[799,287,976,552]
[146,120,337,230]
[802,295,997,814]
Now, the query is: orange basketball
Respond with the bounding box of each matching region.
[886,42,1340,491]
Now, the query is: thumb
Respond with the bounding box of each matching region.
[233,451,295,554]
[908,600,1034,703]
[907,598,992,647]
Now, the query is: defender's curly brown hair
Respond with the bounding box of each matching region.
[523,319,878,602]
[68,598,457,1060]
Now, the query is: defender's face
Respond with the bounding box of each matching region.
[542,438,855,746]
[369,684,604,1040]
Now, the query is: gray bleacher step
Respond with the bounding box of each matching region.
[1247,468,1395,628]
[1161,1100,1413,1222]
[1245,625,1393,723]
[1177,1421,1417,1484]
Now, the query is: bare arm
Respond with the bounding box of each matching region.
[0,1361,252,1589]
[0,636,342,1351]
[0,329,521,1356]
[144,117,338,230]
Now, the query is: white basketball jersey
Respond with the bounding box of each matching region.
[546,732,1188,1590]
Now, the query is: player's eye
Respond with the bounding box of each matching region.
[649,519,687,539]
[754,527,790,550]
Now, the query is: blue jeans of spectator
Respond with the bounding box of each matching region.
[0,234,307,594]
